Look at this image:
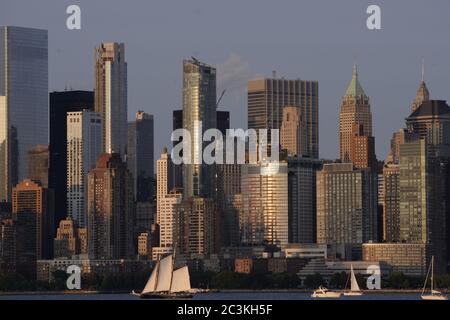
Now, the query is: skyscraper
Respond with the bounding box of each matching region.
[382,163,400,242]
[182,59,216,198]
[87,153,134,259]
[280,106,306,157]
[399,139,447,272]
[316,163,378,247]
[157,147,174,224]
[49,90,94,230]
[0,219,16,273]
[240,162,289,246]
[27,144,49,188]
[216,163,241,247]
[94,43,128,157]
[53,216,87,258]
[406,100,450,157]
[175,197,216,256]
[349,124,377,170]
[0,27,48,202]
[13,179,54,260]
[386,128,417,164]
[159,190,182,250]
[248,78,319,158]
[411,63,430,113]
[339,65,372,162]
[127,111,154,202]
[288,157,323,243]
[67,110,103,228]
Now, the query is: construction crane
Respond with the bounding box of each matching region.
[216,89,226,109]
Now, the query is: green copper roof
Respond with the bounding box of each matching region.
[345,64,367,98]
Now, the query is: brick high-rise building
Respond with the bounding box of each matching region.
[339,65,372,162]
[12,179,54,259]
[350,124,377,170]
[87,153,134,259]
[53,216,86,258]
[280,106,306,157]
[175,197,216,256]
[382,163,400,242]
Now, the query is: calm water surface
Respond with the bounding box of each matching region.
[0,292,440,300]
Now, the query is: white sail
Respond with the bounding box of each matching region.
[170,266,191,293]
[350,265,360,292]
[142,262,159,294]
[155,255,174,292]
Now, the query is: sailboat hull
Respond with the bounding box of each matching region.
[343,291,363,296]
[421,294,448,300]
[139,292,193,299]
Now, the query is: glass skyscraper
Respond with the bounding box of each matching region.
[0,26,48,202]
[94,42,128,157]
[127,111,154,202]
[182,59,216,198]
[240,162,289,246]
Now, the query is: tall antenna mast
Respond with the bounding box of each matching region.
[421,58,425,82]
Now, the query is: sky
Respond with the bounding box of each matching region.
[1,0,450,161]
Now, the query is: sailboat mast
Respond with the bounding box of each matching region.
[431,256,434,292]
[154,255,161,291]
[168,249,176,293]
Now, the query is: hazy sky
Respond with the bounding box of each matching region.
[1,0,450,161]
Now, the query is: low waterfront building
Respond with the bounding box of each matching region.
[37,258,153,282]
[362,243,427,276]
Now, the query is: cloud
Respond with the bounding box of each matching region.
[216,53,250,93]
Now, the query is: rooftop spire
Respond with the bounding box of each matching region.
[345,63,367,98]
[421,58,425,82]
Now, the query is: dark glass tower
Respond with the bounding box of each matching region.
[49,91,94,229]
[127,111,154,202]
[0,26,48,202]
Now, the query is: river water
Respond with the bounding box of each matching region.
[0,291,439,300]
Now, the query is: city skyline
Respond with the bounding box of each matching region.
[1,0,450,162]
[2,2,450,301]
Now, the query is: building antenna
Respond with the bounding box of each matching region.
[421,58,425,82]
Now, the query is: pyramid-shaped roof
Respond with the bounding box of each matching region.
[345,64,367,98]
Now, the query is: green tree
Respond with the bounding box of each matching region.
[304,273,324,289]
[52,270,68,290]
[329,272,348,289]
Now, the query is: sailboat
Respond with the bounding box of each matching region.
[421,256,448,300]
[131,254,195,299]
[343,264,363,296]
[311,286,342,298]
